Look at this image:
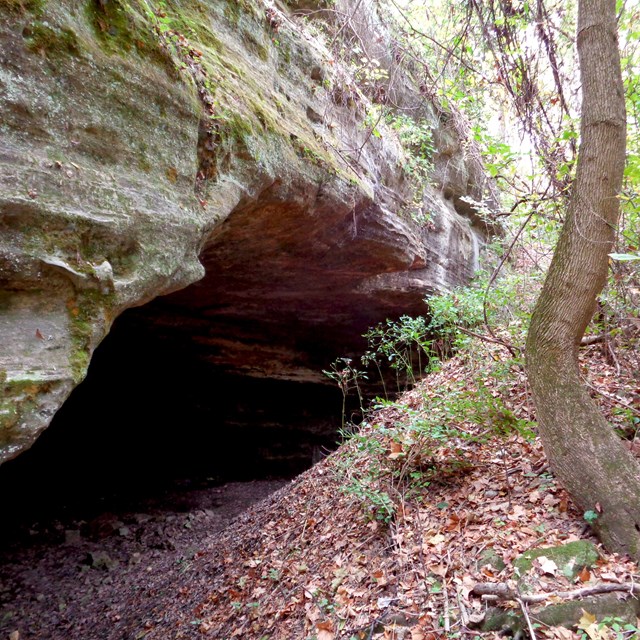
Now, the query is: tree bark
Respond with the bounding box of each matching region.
[525,0,640,559]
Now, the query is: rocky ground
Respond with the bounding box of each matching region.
[0,478,288,640]
[1,338,640,640]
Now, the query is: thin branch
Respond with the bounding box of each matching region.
[329,0,365,47]
[581,376,640,418]
[481,202,540,359]
[454,325,522,354]
[472,581,640,604]
[384,0,487,80]
[516,596,538,640]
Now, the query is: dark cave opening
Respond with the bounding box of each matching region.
[0,302,348,527]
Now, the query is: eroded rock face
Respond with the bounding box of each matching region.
[0,0,496,463]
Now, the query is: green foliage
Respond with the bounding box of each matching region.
[353,52,388,93]
[463,259,547,349]
[361,315,432,392]
[426,283,485,351]
[609,253,640,262]
[583,510,599,525]
[322,358,366,430]
[472,128,520,180]
[334,377,533,525]
[363,104,383,139]
[387,113,435,180]
[578,615,640,640]
[325,266,539,529]
[346,262,542,407]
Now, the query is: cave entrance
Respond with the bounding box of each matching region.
[0,297,348,524]
[0,189,439,526]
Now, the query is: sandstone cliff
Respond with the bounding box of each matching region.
[0,0,497,463]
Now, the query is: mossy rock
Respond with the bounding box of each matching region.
[514,540,600,581]
[477,548,506,573]
[481,593,640,634]
[22,21,82,58]
[0,0,46,15]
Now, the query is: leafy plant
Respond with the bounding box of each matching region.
[387,113,435,181]
[583,510,599,525]
[577,613,640,640]
[361,314,432,392]
[322,358,367,430]
[333,374,533,525]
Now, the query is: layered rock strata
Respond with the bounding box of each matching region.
[0,0,496,463]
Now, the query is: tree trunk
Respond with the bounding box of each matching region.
[525,0,640,559]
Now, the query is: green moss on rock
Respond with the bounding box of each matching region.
[514,540,600,581]
[68,289,113,384]
[86,0,140,52]
[477,548,506,573]
[0,0,46,15]
[85,0,177,76]
[23,21,81,57]
[0,378,53,445]
[481,593,640,634]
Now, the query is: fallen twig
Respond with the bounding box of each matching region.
[516,596,538,640]
[472,581,640,604]
[457,588,469,627]
[443,585,450,632]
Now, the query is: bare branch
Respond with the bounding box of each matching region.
[472,581,640,604]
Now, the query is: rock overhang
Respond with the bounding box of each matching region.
[0,0,497,463]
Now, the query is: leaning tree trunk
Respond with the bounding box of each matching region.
[526,0,640,559]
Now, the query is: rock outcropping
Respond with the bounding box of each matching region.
[0,0,496,463]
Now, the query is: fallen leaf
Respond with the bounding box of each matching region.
[577,609,606,640]
[577,566,591,582]
[390,441,403,454]
[510,505,526,518]
[536,556,558,575]
[578,610,597,626]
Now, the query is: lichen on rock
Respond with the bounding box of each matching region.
[0,0,498,463]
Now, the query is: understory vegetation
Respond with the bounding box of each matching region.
[319,252,640,638]
[315,1,640,635]
[320,0,640,522]
[4,0,640,637]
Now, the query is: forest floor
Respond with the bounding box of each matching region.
[1,337,640,640]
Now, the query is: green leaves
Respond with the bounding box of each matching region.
[361,314,432,390]
[608,253,640,262]
[583,510,599,525]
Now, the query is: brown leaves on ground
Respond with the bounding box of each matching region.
[168,339,640,639]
